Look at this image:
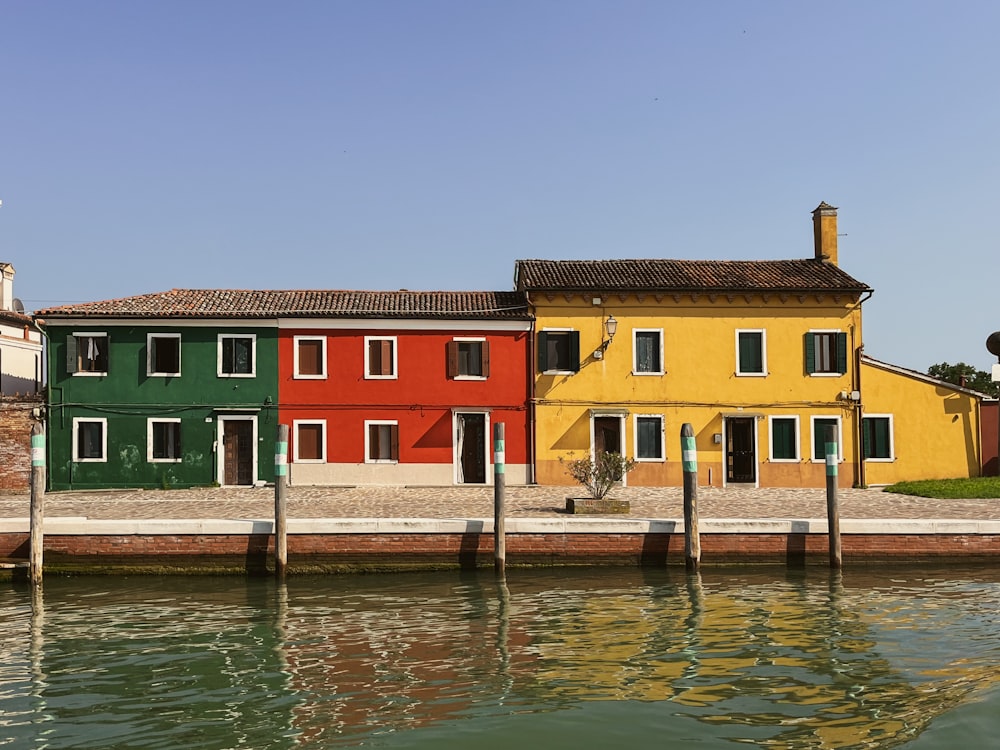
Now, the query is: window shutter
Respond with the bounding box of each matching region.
[837,333,848,374]
[380,340,393,375]
[862,419,872,459]
[481,341,490,378]
[537,332,549,371]
[102,334,110,374]
[805,333,816,374]
[368,424,378,458]
[389,424,400,460]
[66,335,78,374]
[446,341,459,378]
[568,331,580,372]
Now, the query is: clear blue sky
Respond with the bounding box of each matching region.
[2,1,998,373]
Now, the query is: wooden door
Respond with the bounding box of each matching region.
[458,413,486,484]
[726,418,756,484]
[223,420,254,486]
[594,416,622,456]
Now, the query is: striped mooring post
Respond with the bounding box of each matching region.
[825,425,842,568]
[493,422,506,577]
[30,422,46,587]
[274,424,289,577]
[681,423,701,571]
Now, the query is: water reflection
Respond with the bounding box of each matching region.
[0,568,998,748]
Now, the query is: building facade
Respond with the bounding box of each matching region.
[517,204,877,488]
[0,263,43,396]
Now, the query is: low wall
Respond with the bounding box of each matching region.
[0,396,42,492]
[3,518,1000,574]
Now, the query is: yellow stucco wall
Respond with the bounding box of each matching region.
[531,292,865,488]
[859,360,982,484]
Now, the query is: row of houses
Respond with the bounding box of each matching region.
[5,204,993,491]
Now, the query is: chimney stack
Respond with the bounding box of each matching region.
[812,202,838,266]
[0,263,13,312]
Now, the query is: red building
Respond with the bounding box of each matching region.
[277,291,532,486]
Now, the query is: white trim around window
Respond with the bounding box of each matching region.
[147,333,182,377]
[365,419,399,463]
[735,329,767,376]
[293,419,327,463]
[364,336,398,380]
[147,418,182,463]
[767,415,800,462]
[633,414,665,461]
[293,336,327,379]
[862,413,895,462]
[72,417,107,462]
[810,415,844,463]
[217,333,257,378]
[632,328,664,375]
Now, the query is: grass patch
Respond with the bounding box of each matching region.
[883,476,1000,499]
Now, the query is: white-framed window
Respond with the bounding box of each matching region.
[67,333,109,376]
[293,420,327,462]
[147,418,182,463]
[537,329,580,373]
[862,414,894,461]
[365,420,399,463]
[768,415,799,461]
[365,336,397,379]
[294,336,327,379]
[447,338,489,379]
[736,329,766,376]
[806,330,848,376]
[73,417,107,462]
[810,415,843,462]
[634,414,665,461]
[147,334,181,377]
[218,334,256,377]
[633,329,664,375]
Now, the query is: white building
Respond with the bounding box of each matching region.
[0,263,42,395]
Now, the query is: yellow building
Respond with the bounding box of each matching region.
[859,356,985,485]
[517,203,882,489]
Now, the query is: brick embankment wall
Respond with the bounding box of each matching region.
[3,530,1000,574]
[0,396,42,492]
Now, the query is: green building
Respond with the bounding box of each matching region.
[39,293,279,490]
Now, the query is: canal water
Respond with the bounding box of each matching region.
[2,567,1000,749]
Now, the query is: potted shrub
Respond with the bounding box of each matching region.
[561,451,637,514]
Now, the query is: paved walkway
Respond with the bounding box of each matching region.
[1,485,998,521]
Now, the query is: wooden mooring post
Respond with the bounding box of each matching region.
[274,424,289,578]
[493,422,506,577]
[825,425,842,568]
[681,423,701,571]
[29,422,46,587]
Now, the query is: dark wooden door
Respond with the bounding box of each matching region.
[459,414,486,484]
[594,416,622,455]
[223,421,254,486]
[726,418,756,483]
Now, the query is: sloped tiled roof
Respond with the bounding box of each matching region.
[0,309,37,329]
[34,289,531,320]
[515,259,871,293]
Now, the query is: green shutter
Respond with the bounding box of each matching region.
[568,331,580,372]
[862,418,872,459]
[66,335,78,374]
[805,333,816,374]
[537,332,549,372]
[837,333,848,375]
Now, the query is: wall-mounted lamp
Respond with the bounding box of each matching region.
[594,315,618,360]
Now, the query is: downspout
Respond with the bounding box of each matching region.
[852,289,873,488]
[526,292,537,485]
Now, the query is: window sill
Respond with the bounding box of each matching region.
[364,375,398,380]
[736,372,768,377]
[293,374,328,380]
[365,459,399,464]
[632,371,665,377]
[808,372,844,377]
[453,375,488,381]
[148,372,181,378]
[218,373,257,379]
[149,458,182,464]
[74,458,107,463]
[72,371,108,377]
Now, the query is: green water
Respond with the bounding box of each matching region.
[2,567,999,749]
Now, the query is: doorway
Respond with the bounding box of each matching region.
[221,418,256,486]
[726,417,757,485]
[456,412,488,484]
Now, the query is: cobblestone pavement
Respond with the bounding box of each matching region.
[1,484,998,520]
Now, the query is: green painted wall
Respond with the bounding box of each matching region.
[46,324,279,490]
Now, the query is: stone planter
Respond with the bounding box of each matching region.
[565,497,631,515]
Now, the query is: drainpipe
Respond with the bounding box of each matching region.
[526,292,537,485]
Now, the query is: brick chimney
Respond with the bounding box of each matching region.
[0,263,13,312]
[812,202,838,266]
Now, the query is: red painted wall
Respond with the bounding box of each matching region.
[277,328,530,465]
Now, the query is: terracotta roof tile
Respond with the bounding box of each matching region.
[514,259,871,293]
[34,289,531,320]
[0,309,37,328]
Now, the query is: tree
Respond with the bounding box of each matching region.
[927,362,1000,397]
